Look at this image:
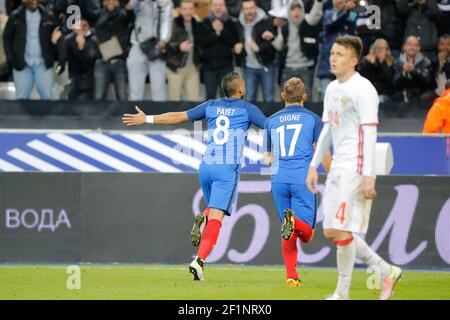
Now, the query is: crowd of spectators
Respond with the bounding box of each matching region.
[0,0,449,116]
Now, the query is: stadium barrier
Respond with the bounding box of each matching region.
[0,100,429,132]
[0,131,448,175]
[1,173,449,269]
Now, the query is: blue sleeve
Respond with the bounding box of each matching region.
[313,114,323,144]
[186,100,210,122]
[263,119,271,153]
[247,103,267,129]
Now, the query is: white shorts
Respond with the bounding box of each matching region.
[322,167,372,233]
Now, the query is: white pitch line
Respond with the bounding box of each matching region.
[27,140,101,172]
[47,133,141,172]
[7,149,63,172]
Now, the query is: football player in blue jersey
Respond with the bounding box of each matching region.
[263,77,331,287]
[122,72,267,281]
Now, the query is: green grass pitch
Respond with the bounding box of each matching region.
[1,265,449,300]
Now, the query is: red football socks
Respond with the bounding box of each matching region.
[294,217,313,243]
[282,233,299,279]
[197,218,222,261]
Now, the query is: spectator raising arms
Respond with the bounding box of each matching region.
[358,38,395,103]
[165,0,202,101]
[236,0,277,102]
[60,18,98,100]
[279,0,323,102]
[197,0,239,99]
[3,0,59,100]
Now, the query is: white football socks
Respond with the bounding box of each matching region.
[354,235,392,279]
[335,239,356,299]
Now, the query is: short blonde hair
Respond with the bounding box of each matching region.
[282,77,306,103]
[335,35,363,60]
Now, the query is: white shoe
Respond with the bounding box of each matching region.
[325,292,349,300]
[189,256,204,281]
[380,266,402,300]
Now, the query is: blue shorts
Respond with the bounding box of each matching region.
[198,163,240,216]
[271,182,317,228]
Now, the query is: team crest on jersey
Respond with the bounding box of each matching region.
[341,96,351,107]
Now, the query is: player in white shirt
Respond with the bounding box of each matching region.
[306,35,402,300]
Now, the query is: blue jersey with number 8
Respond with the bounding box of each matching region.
[264,105,323,184]
[187,98,266,167]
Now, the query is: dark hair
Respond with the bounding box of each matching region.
[241,0,256,5]
[221,72,243,97]
[335,35,364,60]
[446,80,450,90]
[282,77,305,103]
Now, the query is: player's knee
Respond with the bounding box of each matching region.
[300,234,313,244]
[208,208,225,221]
[323,229,337,241]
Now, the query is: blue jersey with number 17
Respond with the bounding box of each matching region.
[264,105,323,184]
[187,98,266,167]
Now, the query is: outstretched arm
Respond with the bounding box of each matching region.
[122,106,189,126]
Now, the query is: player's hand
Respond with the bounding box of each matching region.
[122,106,146,126]
[361,176,377,199]
[306,166,319,194]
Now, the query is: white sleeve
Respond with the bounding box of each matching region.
[310,123,331,168]
[356,80,379,125]
[322,86,330,123]
[361,125,377,177]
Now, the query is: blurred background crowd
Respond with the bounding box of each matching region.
[0,0,449,117]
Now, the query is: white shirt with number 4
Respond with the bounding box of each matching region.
[323,72,379,174]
